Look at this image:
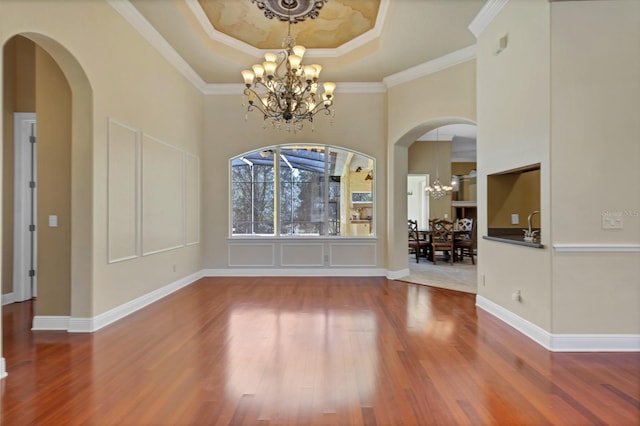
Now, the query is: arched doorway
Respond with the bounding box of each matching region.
[387,118,477,283]
[1,32,93,342]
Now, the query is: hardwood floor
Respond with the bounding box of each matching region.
[2,277,639,425]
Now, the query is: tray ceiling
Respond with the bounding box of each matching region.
[127,0,486,84]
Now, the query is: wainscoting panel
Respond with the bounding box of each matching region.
[227,239,379,269]
[228,243,275,267]
[281,243,324,267]
[329,243,377,267]
[141,133,184,255]
[107,119,139,263]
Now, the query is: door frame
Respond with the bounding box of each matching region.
[407,174,429,230]
[12,112,37,303]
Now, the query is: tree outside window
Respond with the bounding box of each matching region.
[230,145,374,237]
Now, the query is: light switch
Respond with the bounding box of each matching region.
[511,214,519,225]
[602,216,623,229]
[48,215,58,228]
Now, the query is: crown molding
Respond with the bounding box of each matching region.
[107,0,207,92]
[184,0,263,57]
[383,45,476,88]
[204,82,386,96]
[468,0,510,38]
[304,0,390,59]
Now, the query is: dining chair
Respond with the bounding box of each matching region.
[455,218,476,264]
[408,219,429,263]
[429,219,454,265]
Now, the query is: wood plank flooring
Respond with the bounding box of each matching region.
[2,277,639,425]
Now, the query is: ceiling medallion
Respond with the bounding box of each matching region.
[250,0,329,23]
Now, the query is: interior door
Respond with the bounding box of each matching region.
[13,112,37,302]
[407,174,429,230]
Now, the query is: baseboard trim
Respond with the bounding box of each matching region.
[550,334,640,352]
[69,270,205,333]
[2,292,17,306]
[387,268,410,280]
[1,357,7,379]
[30,271,204,333]
[32,316,70,331]
[203,268,388,277]
[476,295,640,352]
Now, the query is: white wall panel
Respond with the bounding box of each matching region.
[141,133,184,255]
[228,243,275,267]
[281,243,324,267]
[107,119,138,263]
[330,243,377,267]
[185,153,200,245]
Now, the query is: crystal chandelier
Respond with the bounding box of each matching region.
[241,0,336,132]
[425,129,453,199]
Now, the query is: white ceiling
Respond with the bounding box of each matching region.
[418,124,477,141]
[418,124,477,162]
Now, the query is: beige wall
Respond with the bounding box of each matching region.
[388,61,477,147]
[408,140,452,220]
[35,46,72,315]
[478,0,639,336]
[387,60,477,272]
[202,91,386,268]
[2,36,35,297]
[549,0,640,334]
[451,162,476,177]
[476,0,552,330]
[487,169,540,229]
[0,0,204,319]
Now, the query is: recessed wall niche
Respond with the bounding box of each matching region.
[487,164,541,241]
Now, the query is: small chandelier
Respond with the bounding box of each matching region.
[425,128,453,199]
[241,0,335,132]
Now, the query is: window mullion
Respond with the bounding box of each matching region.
[323,145,329,236]
[274,148,280,236]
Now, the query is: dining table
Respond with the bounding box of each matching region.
[417,228,470,261]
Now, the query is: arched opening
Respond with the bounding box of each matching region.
[388,118,477,292]
[1,32,93,340]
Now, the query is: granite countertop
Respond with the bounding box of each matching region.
[483,228,544,248]
[482,235,544,248]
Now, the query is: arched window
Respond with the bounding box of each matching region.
[230,145,375,237]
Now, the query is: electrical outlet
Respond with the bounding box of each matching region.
[511,214,519,225]
[512,289,521,302]
[480,274,486,286]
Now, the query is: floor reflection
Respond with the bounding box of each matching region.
[406,284,454,339]
[225,306,378,411]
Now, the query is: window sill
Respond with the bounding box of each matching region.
[228,235,377,242]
